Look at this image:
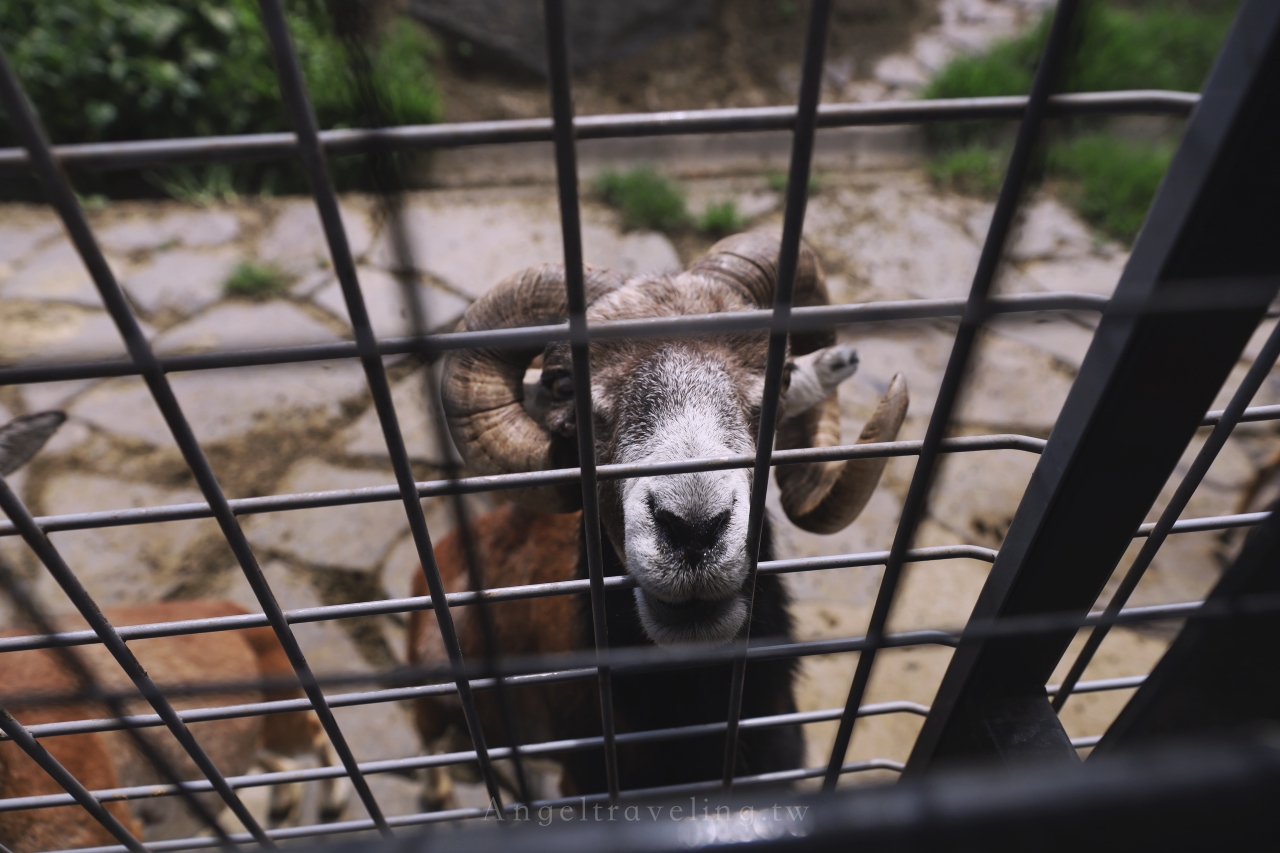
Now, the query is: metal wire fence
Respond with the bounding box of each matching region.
[1,0,1278,850]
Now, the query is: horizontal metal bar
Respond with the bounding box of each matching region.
[0,91,1197,174]
[0,543,1225,665]
[0,544,993,655]
[0,434,1044,540]
[1136,511,1270,536]
[1202,403,1280,426]
[1071,735,1102,748]
[0,505,1254,659]
[0,291,1105,387]
[1046,674,1146,696]
[1,701,917,812]
[1,593,1211,716]
[18,665,1144,744]
[44,756,906,853]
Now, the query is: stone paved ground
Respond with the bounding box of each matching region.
[4,173,1278,819]
[2,0,1276,833]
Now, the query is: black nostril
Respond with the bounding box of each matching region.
[650,500,731,565]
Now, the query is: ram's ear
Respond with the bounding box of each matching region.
[0,412,67,476]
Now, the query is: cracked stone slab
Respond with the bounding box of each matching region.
[68,361,369,446]
[0,240,126,307]
[1007,197,1102,262]
[97,209,241,254]
[123,247,241,317]
[0,302,154,364]
[244,460,408,572]
[218,559,371,677]
[1021,253,1128,298]
[366,199,680,299]
[0,219,61,277]
[312,268,469,337]
[37,474,219,609]
[257,200,374,276]
[153,301,343,354]
[340,369,461,465]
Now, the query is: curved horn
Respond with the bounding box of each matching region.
[776,374,908,534]
[692,232,910,533]
[689,231,834,354]
[441,264,622,512]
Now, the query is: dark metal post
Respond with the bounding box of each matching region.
[908,0,1280,772]
[1053,317,1280,710]
[1095,509,1280,750]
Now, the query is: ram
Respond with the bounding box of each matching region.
[0,413,345,850]
[409,233,908,801]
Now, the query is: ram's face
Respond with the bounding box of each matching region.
[440,233,908,648]
[539,336,770,646]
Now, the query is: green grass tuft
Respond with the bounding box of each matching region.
[922,1,1235,243]
[927,146,1007,198]
[697,200,746,238]
[224,262,289,300]
[1046,134,1173,242]
[766,170,822,195]
[593,166,689,233]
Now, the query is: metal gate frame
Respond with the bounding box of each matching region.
[0,0,1278,849]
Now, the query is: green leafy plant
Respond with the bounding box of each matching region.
[696,200,746,238]
[593,166,689,233]
[145,164,241,206]
[922,1,1236,241]
[0,1,441,196]
[927,145,1007,198]
[1046,134,1173,242]
[223,261,289,300]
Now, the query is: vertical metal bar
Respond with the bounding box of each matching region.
[0,28,390,840]
[326,0,532,806]
[822,0,1083,790]
[1053,317,1280,710]
[0,52,273,850]
[722,0,833,791]
[253,0,506,814]
[0,706,147,853]
[542,0,621,802]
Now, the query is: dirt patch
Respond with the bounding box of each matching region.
[422,0,936,122]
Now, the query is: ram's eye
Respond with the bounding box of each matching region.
[781,361,795,395]
[542,369,575,401]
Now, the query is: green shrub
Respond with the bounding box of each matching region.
[1046,134,1173,242]
[923,2,1236,242]
[593,166,689,232]
[696,200,746,238]
[0,1,440,195]
[927,145,1007,197]
[924,3,1236,102]
[224,261,289,299]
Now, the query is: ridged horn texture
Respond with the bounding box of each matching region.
[776,373,909,534]
[690,231,834,355]
[695,232,910,535]
[441,264,624,512]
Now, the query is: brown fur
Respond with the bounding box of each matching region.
[0,600,319,850]
[408,505,592,752]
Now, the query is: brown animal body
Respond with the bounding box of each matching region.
[0,600,322,850]
[410,233,909,798]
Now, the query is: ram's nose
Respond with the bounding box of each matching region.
[649,499,732,568]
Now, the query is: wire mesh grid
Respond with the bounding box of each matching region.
[0,0,1278,850]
